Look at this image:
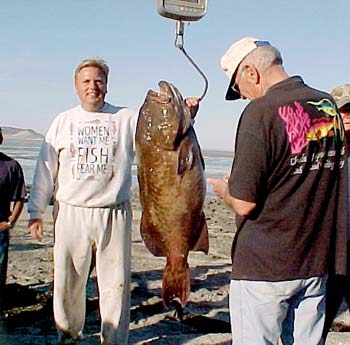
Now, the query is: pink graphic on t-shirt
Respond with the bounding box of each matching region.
[278,101,311,154]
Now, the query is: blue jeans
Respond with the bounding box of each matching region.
[230,276,327,345]
[0,230,9,310]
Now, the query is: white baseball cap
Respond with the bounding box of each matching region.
[221,37,271,100]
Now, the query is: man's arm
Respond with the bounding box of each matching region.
[207,177,256,216]
[0,200,24,232]
[27,122,60,241]
[8,200,24,225]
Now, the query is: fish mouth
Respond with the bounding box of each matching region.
[147,81,182,105]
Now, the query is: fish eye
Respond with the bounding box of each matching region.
[158,95,171,104]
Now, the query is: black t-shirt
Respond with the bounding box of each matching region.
[229,76,348,281]
[0,152,26,222]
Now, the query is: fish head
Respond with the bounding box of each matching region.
[137,81,192,149]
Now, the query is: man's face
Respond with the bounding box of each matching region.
[339,103,350,133]
[75,66,107,112]
[233,65,263,101]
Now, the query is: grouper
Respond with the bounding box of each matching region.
[135,81,209,308]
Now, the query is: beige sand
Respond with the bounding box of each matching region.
[1,192,349,344]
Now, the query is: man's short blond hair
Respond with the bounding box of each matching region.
[74,58,109,82]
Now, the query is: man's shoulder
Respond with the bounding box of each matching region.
[47,106,79,126]
[0,151,12,162]
[240,98,268,124]
[0,152,22,170]
[103,102,125,114]
[105,103,136,114]
[57,105,81,117]
[104,103,138,120]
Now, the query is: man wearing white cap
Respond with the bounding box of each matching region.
[208,37,348,344]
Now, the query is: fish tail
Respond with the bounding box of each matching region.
[162,261,190,308]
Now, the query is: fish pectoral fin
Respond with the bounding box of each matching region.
[162,261,190,308]
[177,142,195,176]
[192,212,209,254]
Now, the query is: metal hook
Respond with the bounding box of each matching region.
[175,21,184,49]
[174,21,208,101]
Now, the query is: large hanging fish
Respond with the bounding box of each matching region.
[136,81,209,308]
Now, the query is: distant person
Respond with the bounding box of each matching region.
[27,58,138,344]
[0,127,26,318]
[323,84,350,339]
[207,37,348,344]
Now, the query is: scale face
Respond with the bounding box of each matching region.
[157,0,207,21]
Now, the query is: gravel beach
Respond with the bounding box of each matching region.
[1,191,349,344]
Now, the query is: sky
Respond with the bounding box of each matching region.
[0,0,349,151]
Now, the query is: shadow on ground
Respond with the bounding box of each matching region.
[0,265,232,343]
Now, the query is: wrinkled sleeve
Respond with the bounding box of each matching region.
[28,120,59,219]
[129,108,138,164]
[11,162,26,201]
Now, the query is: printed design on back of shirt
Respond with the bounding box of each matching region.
[69,119,117,180]
[278,99,343,154]
[278,99,345,175]
[306,98,344,143]
[278,101,311,154]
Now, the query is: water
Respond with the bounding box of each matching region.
[1,138,42,186]
[1,138,234,196]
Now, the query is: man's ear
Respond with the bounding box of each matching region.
[245,65,260,84]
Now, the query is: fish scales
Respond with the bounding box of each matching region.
[136,81,209,308]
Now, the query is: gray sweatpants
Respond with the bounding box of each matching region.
[53,201,132,344]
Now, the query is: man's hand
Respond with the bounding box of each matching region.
[185,98,200,118]
[28,218,44,242]
[207,175,256,216]
[207,175,230,199]
[0,222,10,232]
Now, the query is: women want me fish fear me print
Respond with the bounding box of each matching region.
[69,120,117,180]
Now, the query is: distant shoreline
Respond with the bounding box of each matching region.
[202,149,233,158]
[2,126,235,153]
[5,136,43,141]
[2,126,44,140]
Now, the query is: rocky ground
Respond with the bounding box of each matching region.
[1,193,350,344]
